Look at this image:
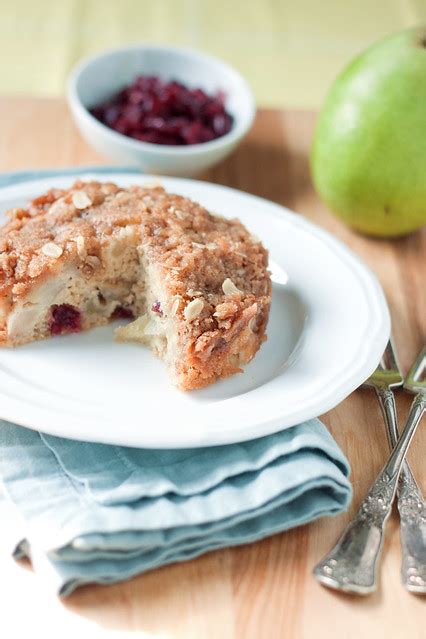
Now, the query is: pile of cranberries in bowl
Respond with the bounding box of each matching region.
[90,75,234,146]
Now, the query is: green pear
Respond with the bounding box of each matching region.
[311,27,426,237]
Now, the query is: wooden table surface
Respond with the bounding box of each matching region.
[0,97,425,639]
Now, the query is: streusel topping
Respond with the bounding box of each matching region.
[0,181,271,341]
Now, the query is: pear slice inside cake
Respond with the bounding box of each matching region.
[0,181,271,390]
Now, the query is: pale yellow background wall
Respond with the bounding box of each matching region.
[1,0,425,108]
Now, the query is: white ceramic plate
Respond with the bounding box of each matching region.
[0,174,389,448]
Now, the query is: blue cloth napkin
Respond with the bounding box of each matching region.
[0,419,351,597]
[0,167,352,597]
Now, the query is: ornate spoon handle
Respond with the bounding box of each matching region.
[314,393,426,594]
[377,388,426,593]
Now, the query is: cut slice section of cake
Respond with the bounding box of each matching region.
[0,181,271,390]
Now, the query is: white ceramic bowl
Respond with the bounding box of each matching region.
[67,45,255,177]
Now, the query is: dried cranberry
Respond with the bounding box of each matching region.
[212,113,232,137]
[182,121,207,145]
[89,75,233,146]
[122,104,143,128]
[151,301,163,316]
[49,304,81,335]
[111,306,134,320]
[103,104,121,126]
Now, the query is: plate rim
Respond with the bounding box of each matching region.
[0,173,390,447]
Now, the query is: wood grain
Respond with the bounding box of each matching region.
[0,97,425,639]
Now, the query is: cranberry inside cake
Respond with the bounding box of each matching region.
[0,181,271,390]
[49,304,82,335]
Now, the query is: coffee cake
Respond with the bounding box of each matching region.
[0,181,271,390]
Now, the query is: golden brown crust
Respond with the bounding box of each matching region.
[0,181,271,390]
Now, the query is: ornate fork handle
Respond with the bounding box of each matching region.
[314,393,426,594]
[398,471,426,592]
[377,388,426,593]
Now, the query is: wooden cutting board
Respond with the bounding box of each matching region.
[0,97,424,639]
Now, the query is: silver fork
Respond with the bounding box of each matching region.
[364,340,426,593]
[401,347,426,592]
[313,345,426,594]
